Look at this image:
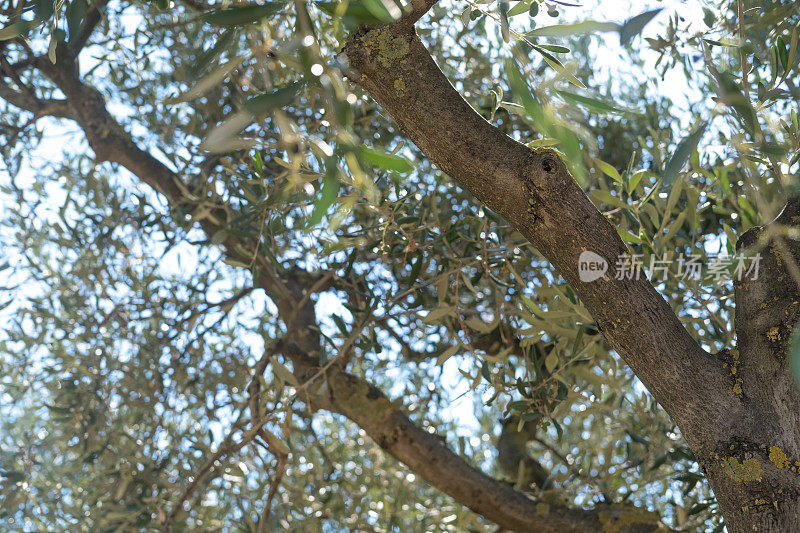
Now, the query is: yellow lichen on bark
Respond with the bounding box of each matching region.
[393,78,406,96]
[361,28,409,68]
[767,326,780,342]
[769,446,791,469]
[722,456,763,482]
[728,349,744,397]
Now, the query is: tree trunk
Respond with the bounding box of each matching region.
[702,204,800,532]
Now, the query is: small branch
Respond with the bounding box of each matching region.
[737,0,749,100]
[0,48,74,119]
[0,81,74,118]
[305,350,665,532]
[256,430,289,533]
[532,437,585,481]
[164,412,267,530]
[396,0,439,29]
[68,0,111,57]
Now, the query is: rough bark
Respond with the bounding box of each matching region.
[339,22,800,532]
[310,366,667,532]
[697,201,800,532]
[340,25,739,447]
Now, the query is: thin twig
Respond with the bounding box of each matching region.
[256,430,289,533]
[164,413,267,530]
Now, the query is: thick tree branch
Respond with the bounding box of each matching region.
[715,196,800,530]
[340,25,742,450]
[18,42,671,533]
[306,356,666,533]
[0,81,74,118]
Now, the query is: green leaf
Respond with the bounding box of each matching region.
[545,350,558,372]
[202,3,286,27]
[662,121,707,186]
[362,0,400,22]
[786,25,799,72]
[716,71,757,134]
[499,0,510,42]
[777,35,789,70]
[662,210,687,242]
[619,9,663,46]
[331,314,348,334]
[190,30,237,77]
[628,169,647,192]
[660,178,683,229]
[405,251,424,288]
[223,256,252,268]
[537,43,570,53]
[66,0,89,44]
[316,1,391,26]
[590,189,627,209]
[359,146,414,174]
[272,357,300,387]
[306,165,340,229]
[557,90,625,114]
[702,7,715,27]
[244,81,305,116]
[618,228,643,244]
[571,324,584,355]
[507,0,531,17]
[688,502,712,516]
[594,159,622,184]
[436,344,460,366]
[526,20,620,38]
[723,223,737,254]
[532,46,586,88]
[33,0,55,21]
[508,400,529,412]
[0,19,40,41]
[521,295,543,319]
[481,360,492,382]
[422,305,455,324]
[165,56,245,104]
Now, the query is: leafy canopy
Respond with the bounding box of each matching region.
[0,0,798,531]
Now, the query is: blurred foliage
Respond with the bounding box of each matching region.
[0,0,798,531]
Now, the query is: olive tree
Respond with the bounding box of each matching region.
[1,0,799,531]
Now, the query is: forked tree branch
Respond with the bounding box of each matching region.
[340,25,742,451]
[0,81,73,118]
[16,39,672,533]
[67,0,111,57]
